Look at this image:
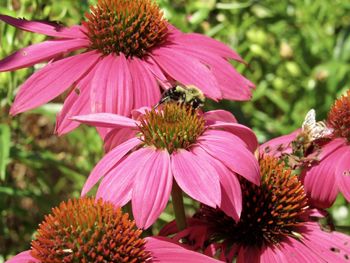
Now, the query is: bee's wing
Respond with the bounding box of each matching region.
[302,109,316,131]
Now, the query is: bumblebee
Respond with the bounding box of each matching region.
[155,84,205,109]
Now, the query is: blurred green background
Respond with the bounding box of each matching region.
[1,0,350,260]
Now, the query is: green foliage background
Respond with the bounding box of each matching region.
[1,0,350,260]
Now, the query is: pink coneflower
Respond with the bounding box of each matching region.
[6,197,220,263]
[72,104,260,228]
[0,0,254,135]
[160,156,350,262]
[261,94,350,209]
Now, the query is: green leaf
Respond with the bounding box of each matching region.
[0,124,10,181]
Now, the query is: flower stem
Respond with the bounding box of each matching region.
[171,180,187,231]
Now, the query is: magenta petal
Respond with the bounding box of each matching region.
[192,146,241,220]
[151,48,221,100]
[10,51,99,115]
[55,67,96,135]
[260,246,286,263]
[71,113,137,129]
[171,149,221,207]
[144,56,172,89]
[104,128,137,152]
[90,54,133,116]
[0,38,89,72]
[335,147,350,201]
[260,129,300,157]
[237,246,261,263]
[278,237,320,263]
[203,110,237,125]
[81,137,140,196]
[132,150,172,228]
[145,237,221,263]
[199,130,260,185]
[128,57,161,109]
[0,14,85,38]
[5,250,39,263]
[304,152,339,208]
[175,33,244,62]
[209,123,258,152]
[96,147,155,206]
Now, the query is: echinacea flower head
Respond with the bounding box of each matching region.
[6,197,221,263]
[0,0,254,135]
[72,104,260,228]
[160,156,350,262]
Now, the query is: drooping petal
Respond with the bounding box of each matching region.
[174,32,244,62]
[335,147,350,201]
[237,246,261,263]
[168,43,253,100]
[55,67,96,135]
[96,147,154,207]
[90,53,133,116]
[260,246,286,263]
[151,47,221,100]
[5,250,39,263]
[129,57,161,109]
[71,113,137,129]
[104,128,137,152]
[278,237,321,263]
[10,51,99,115]
[144,56,172,89]
[81,137,140,196]
[209,123,258,152]
[198,130,260,185]
[203,110,237,125]
[171,149,221,207]
[0,38,89,72]
[192,146,241,221]
[145,237,221,263]
[304,151,340,208]
[0,14,86,38]
[132,150,172,228]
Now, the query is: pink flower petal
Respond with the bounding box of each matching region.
[304,151,340,208]
[174,32,244,62]
[90,53,133,116]
[55,66,96,135]
[192,146,241,221]
[151,47,221,100]
[0,14,85,38]
[171,149,221,207]
[71,113,137,129]
[10,50,99,115]
[335,147,350,201]
[278,237,320,263]
[300,222,350,262]
[0,38,89,72]
[168,43,253,100]
[97,147,155,207]
[5,250,39,263]
[81,137,140,196]
[209,123,258,152]
[237,246,261,263]
[132,150,172,228]
[260,246,286,263]
[145,237,221,263]
[260,129,300,157]
[128,57,161,109]
[104,128,137,152]
[203,110,237,125]
[144,56,172,89]
[199,130,260,185]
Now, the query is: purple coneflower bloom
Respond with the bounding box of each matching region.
[6,197,220,263]
[72,104,260,228]
[0,0,254,135]
[261,91,350,209]
[160,156,350,262]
